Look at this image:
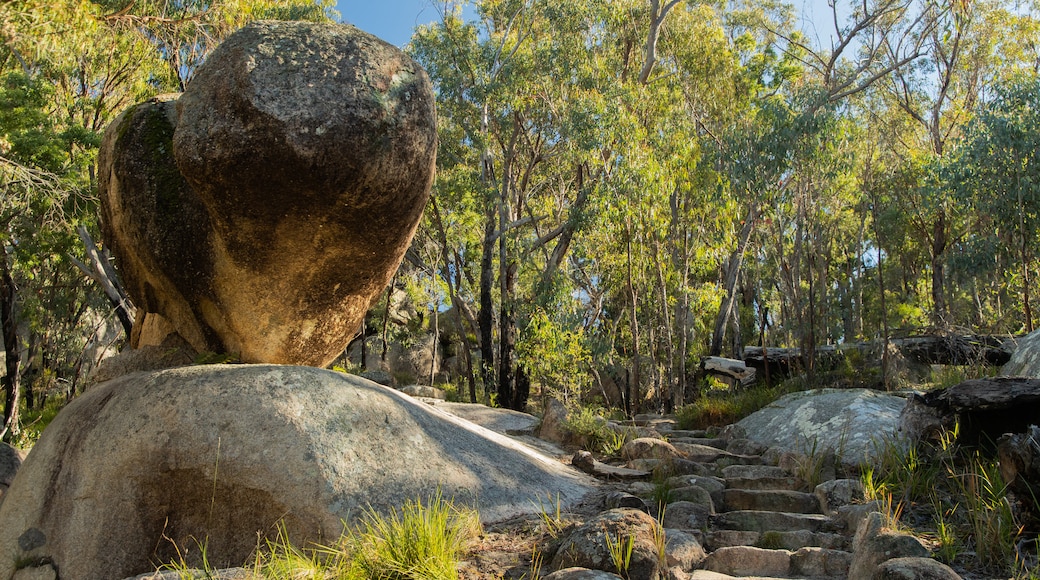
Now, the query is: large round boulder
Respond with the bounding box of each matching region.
[0,365,594,580]
[99,21,436,366]
[736,388,907,469]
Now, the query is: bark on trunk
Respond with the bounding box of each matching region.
[478,206,497,405]
[0,251,20,442]
[73,226,134,340]
[930,210,948,327]
[710,202,759,356]
[626,219,639,417]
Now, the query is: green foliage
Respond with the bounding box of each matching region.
[562,406,630,455]
[675,383,799,430]
[249,493,481,580]
[604,532,634,579]
[859,427,1034,577]
[343,493,481,580]
[516,309,593,407]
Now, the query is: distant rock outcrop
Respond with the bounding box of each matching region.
[0,365,595,580]
[99,20,437,367]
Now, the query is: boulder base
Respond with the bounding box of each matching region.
[0,365,594,580]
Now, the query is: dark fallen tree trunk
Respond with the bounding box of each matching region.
[895,334,1014,366]
[900,377,1040,447]
[743,334,1015,379]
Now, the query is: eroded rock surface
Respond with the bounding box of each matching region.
[99,21,436,367]
[0,366,594,580]
[736,388,906,468]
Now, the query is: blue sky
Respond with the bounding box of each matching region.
[335,0,446,47]
[334,0,845,52]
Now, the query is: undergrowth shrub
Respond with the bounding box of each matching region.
[165,493,482,580]
[563,406,630,454]
[675,382,800,430]
[861,425,1037,577]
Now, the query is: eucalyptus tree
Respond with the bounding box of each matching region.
[874,0,1003,327]
[412,0,750,411]
[705,0,933,359]
[91,0,336,89]
[955,75,1040,332]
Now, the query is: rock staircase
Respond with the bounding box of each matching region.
[608,423,870,580]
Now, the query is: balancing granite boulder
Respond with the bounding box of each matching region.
[99,20,437,366]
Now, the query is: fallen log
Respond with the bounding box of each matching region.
[742,334,1015,379]
[900,377,1040,446]
[701,356,756,385]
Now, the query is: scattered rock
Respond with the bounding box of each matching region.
[605,491,648,511]
[848,512,930,580]
[815,478,866,516]
[622,438,685,462]
[0,365,594,580]
[661,500,714,530]
[538,398,572,445]
[86,331,196,385]
[359,369,394,386]
[664,529,707,570]
[573,451,651,480]
[670,485,719,509]
[549,508,666,579]
[736,388,906,469]
[872,557,963,579]
[399,384,446,399]
[100,21,436,367]
[790,546,852,577]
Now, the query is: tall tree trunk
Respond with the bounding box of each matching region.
[0,251,20,442]
[870,189,891,390]
[931,209,948,327]
[430,198,478,402]
[710,202,760,356]
[478,206,497,405]
[1018,176,1034,332]
[626,218,639,417]
[652,239,674,411]
[497,123,521,410]
[429,304,438,386]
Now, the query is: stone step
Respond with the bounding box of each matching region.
[722,489,821,514]
[706,529,849,552]
[721,465,790,479]
[699,545,852,579]
[702,546,793,578]
[669,436,728,448]
[724,476,808,492]
[688,572,810,580]
[668,429,711,438]
[712,510,835,534]
[672,443,763,467]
